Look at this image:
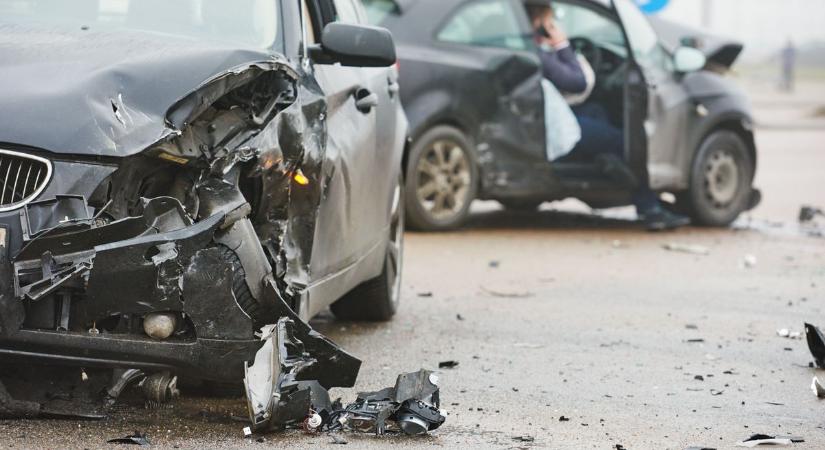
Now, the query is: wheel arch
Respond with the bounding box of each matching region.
[687,112,757,187]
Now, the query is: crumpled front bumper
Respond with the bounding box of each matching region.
[0,159,359,385]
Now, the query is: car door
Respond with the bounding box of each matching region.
[435,0,546,163]
[612,0,693,188]
[307,0,395,314]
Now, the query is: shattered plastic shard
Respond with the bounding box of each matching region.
[804,323,825,368]
[811,376,825,399]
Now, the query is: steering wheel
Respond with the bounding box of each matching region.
[569,37,603,73]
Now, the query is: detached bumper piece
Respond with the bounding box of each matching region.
[245,318,446,436]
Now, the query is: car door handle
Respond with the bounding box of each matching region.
[354,88,378,113]
[388,80,400,97]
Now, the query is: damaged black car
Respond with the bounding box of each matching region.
[0,0,407,420]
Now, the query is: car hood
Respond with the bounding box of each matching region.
[649,17,743,70]
[0,23,284,157]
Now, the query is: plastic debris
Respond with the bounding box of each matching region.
[735,434,803,447]
[662,243,710,255]
[776,329,802,339]
[812,377,825,398]
[480,286,534,298]
[799,205,823,223]
[242,427,252,438]
[804,323,825,368]
[438,361,459,369]
[106,432,151,446]
[741,254,757,269]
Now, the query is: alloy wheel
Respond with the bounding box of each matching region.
[415,140,471,221]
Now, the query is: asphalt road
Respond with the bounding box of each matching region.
[1,83,824,449]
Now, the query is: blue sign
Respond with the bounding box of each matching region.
[634,0,670,14]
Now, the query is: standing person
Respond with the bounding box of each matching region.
[525,0,690,231]
[780,39,796,92]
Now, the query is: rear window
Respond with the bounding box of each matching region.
[436,0,528,51]
[362,0,399,25]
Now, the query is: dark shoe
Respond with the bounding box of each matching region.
[595,154,638,188]
[640,208,691,231]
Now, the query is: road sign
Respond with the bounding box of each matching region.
[634,0,670,14]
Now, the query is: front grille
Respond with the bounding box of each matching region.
[0,149,52,212]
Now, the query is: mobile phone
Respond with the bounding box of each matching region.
[537,25,551,39]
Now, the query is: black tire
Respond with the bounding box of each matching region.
[499,199,543,212]
[331,177,404,321]
[404,126,477,231]
[683,130,755,226]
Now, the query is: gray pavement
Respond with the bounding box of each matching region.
[1,83,823,449]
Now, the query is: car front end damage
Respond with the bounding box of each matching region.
[0,59,362,418]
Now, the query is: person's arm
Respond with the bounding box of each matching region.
[539,45,588,94]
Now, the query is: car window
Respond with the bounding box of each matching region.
[552,2,626,57]
[333,0,361,23]
[612,0,670,70]
[437,0,528,51]
[362,0,398,25]
[0,0,281,49]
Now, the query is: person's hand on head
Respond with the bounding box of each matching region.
[546,21,568,48]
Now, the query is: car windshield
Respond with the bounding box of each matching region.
[362,0,399,25]
[0,0,281,49]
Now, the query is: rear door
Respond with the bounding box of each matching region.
[435,0,546,162]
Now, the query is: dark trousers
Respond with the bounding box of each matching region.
[570,104,659,214]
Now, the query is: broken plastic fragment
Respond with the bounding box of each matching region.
[811,377,825,398]
[804,323,825,368]
[735,434,803,447]
[662,243,710,255]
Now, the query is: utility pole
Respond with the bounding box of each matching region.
[701,0,712,28]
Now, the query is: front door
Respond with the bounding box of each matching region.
[612,0,692,187]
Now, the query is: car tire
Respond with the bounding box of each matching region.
[683,130,754,227]
[404,126,477,231]
[331,177,404,321]
[499,199,543,212]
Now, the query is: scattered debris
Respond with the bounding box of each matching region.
[694,375,705,381]
[107,432,151,446]
[243,427,252,438]
[663,243,710,255]
[710,389,724,396]
[438,361,459,369]
[456,314,465,321]
[330,434,348,444]
[686,339,706,343]
[244,322,446,436]
[735,434,803,447]
[804,323,825,368]
[418,292,433,298]
[685,447,717,450]
[799,205,823,223]
[685,324,699,330]
[480,286,534,298]
[513,342,545,349]
[559,416,570,422]
[512,435,535,442]
[811,377,825,398]
[741,254,758,269]
[776,329,803,339]
[489,260,500,268]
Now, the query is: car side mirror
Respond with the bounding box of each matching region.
[310,23,396,67]
[673,46,707,73]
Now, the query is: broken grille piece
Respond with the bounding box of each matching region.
[0,149,51,212]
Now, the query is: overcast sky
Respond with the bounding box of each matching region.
[651,0,825,61]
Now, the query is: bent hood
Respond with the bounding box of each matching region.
[0,23,286,157]
[649,17,744,70]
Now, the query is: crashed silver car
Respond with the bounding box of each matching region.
[0,0,407,420]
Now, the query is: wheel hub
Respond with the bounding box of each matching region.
[704,149,739,207]
[415,140,470,220]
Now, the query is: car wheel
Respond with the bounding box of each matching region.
[499,199,543,212]
[331,176,404,321]
[405,126,477,231]
[684,130,754,226]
